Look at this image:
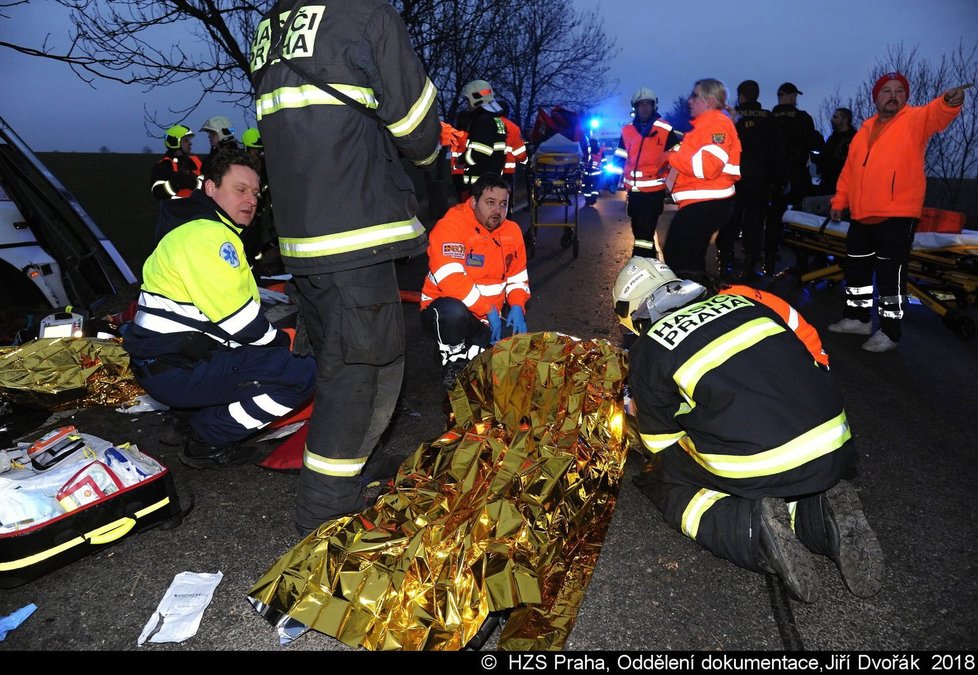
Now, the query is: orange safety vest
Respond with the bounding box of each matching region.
[617,120,675,192]
[721,285,829,368]
[830,96,960,221]
[420,202,530,320]
[502,117,527,175]
[667,109,741,207]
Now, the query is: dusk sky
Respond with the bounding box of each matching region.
[1,0,976,153]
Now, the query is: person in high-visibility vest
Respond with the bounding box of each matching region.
[611,87,681,259]
[662,78,742,279]
[124,149,315,469]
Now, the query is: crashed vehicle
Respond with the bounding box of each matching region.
[0,116,135,341]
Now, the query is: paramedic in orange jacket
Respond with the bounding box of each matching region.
[421,174,531,389]
[827,73,966,353]
[663,78,742,279]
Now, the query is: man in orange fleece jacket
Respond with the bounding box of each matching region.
[827,72,967,352]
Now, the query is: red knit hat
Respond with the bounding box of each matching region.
[873,72,910,101]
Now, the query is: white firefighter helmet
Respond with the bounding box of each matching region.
[631,87,658,107]
[200,116,236,142]
[613,257,705,334]
[462,79,502,112]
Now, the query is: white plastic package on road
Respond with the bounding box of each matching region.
[137,571,223,646]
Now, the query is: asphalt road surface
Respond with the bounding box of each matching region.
[2,191,977,652]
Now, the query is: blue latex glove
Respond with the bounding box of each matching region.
[0,603,36,641]
[505,305,527,335]
[487,306,502,345]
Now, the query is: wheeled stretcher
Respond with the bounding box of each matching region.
[527,132,584,259]
[781,210,978,338]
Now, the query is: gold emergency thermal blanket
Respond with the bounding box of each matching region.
[0,338,143,410]
[248,332,629,650]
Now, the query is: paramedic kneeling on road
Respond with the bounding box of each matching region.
[122,149,316,468]
[615,257,883,604]
[420,174,530,390]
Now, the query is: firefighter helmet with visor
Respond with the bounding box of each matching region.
[200,116,236,142]
[631,87,658,108]
[613,257,705,334]
[164,125,194,150]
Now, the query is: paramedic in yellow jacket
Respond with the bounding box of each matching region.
[122,149,316,469]
[420,174,530,389]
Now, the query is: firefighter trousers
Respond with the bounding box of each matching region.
[136,346,315,446]
[292,261,406,532]
[633,444,849,572]
[627,191,666,258]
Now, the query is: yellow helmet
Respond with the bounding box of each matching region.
[242,127,262,149]
[164,124,194,150]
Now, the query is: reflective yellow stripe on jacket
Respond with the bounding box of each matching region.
[673,317,786,400]
[279,217,426,258]
[680,411,851,479]
[256,83,378,120]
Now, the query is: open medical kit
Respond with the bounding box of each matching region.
[0,427,184,588]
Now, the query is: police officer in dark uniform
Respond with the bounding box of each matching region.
[717,80,786,277]
[773,82,824,210]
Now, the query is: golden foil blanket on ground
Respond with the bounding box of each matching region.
[248,332,629,650]
[0,338,143,410]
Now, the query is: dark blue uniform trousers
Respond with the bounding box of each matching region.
[137,346,316,446]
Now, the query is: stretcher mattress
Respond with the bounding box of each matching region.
[783,210,978,253]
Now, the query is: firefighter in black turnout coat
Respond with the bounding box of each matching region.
[614,257,884,603]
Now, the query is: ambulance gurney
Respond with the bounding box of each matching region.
[781,209,978,338]
[248,332,630,650]
[527,133,585,259]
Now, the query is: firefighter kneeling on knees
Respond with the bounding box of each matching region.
[122,148,316,469]
[614,257,884,602]
[420,173,530,390]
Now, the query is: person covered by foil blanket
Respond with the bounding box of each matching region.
[248,332,629,650]
[613,256,884,604]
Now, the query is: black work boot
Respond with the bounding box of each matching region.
[158,410,192,447]
[442,360,468,391]
[178,434,257,469]
[822,481,885,598]
[294,474,367,536]
[758,498,819,603]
